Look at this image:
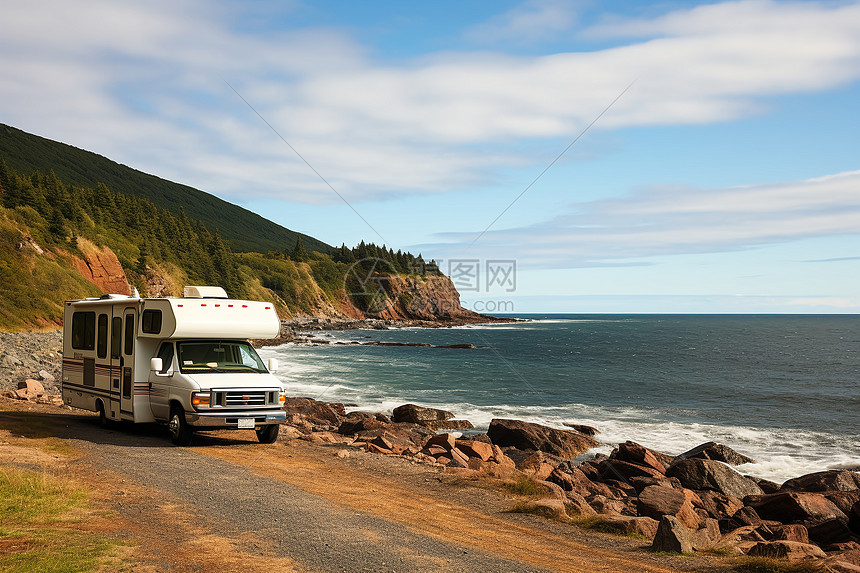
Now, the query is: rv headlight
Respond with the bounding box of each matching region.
[191,392,211,408]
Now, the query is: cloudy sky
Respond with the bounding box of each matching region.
[2,0,859,312]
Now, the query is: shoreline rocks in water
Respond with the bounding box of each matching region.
[280,397,860,567]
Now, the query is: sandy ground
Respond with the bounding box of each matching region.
[0,397,730,573]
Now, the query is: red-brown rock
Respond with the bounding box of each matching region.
[746,491,847,524]
[746,540,826,561]
[637,485,703,530]
[456,439,493,461]
[769,524,810,544]
[695,490,745,520]
[599,459,665,482]
[284,397,346,426]
[807,518,855,547]
[487,418,598,458]
[392,403,453,424]
[521,451,557,481]
[677,442,754,466]
[612,441,671,473]
[17,379,45,397]
[425,433,456,451]
[565,491,598,516]
[600,515,660,540]
[781,470,860,493]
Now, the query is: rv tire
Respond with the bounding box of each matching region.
[168,406,193,446]
[96,400,110,428]
[256,423,279,444]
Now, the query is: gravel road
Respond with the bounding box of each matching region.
[6,406,547,572]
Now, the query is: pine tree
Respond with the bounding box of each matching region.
[292,236,309,262]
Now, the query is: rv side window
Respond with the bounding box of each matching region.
[110,317,122,359]
[142,309,162,334]
[71,312,96,350]
[156,342,174,374]
[124,314,134,355]
[97,314,108,358]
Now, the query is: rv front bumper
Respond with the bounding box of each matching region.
[185,410,286,428]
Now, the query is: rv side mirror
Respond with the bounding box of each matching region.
[267,358,278,373]
[150,358,163,373]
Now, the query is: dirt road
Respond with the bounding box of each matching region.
[0,401,726,572]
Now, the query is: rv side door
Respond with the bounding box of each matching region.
[148,341,174,421]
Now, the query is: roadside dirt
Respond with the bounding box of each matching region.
[0,398,730,573]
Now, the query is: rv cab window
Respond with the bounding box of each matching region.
[156,342,174,374]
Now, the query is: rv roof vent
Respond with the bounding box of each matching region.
[183,286,228,299]
[98,294,130,300]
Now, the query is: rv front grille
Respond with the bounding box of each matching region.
[215,390,270,408]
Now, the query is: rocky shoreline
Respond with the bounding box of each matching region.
[3,327,858,570]
[281,398,860,570]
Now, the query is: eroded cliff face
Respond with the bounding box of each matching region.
[72,238,131,295]
[374,274,482,321]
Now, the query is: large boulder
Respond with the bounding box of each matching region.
[637,485,702,529]
[807,518,856,547]
[611,441,671,473]
[487,419,598,458]
[651,515,693,553]
[781,470,860,493]
[827,491,860,516]
[746,541,826,561]
[676,442,754,466]
[599,459,665,482]
[284,397,345,426]
[667,459,763,500]
[695,490,745,521]
[746,491,847,524]
[391,403,454,425]
[851,500,860,534]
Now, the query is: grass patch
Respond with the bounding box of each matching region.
[0,467,85,524]
[500,476,543,497]
[0,467,122,573]
[732,557,825,573]
[504,501,564,520]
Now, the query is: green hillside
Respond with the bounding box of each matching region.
[0,123,330,255]
[0,130,440,330]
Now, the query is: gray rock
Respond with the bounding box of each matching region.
[677,442,754,466]
[38,369,55,382]
[666,458,764,500]
[651,515,693,554]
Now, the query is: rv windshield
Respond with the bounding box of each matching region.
[176,341,267,374]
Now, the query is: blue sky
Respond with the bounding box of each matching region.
[2,0,859,313]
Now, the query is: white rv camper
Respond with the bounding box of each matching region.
[61,286,286,445]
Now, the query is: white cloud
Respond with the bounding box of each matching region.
[464,0,581,45]
[1,1,860,204]
[427,170,860,268]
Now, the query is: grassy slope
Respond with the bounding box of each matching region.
[0,123,331,255]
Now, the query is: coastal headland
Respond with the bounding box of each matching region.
[2,325,859,572]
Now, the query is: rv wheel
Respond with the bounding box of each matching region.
[168,406,193,446]
[96,401,110,428]
[256,423,279,444]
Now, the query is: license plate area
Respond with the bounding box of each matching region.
[237,418,255,429]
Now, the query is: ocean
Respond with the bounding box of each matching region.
[257,314,860,483]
